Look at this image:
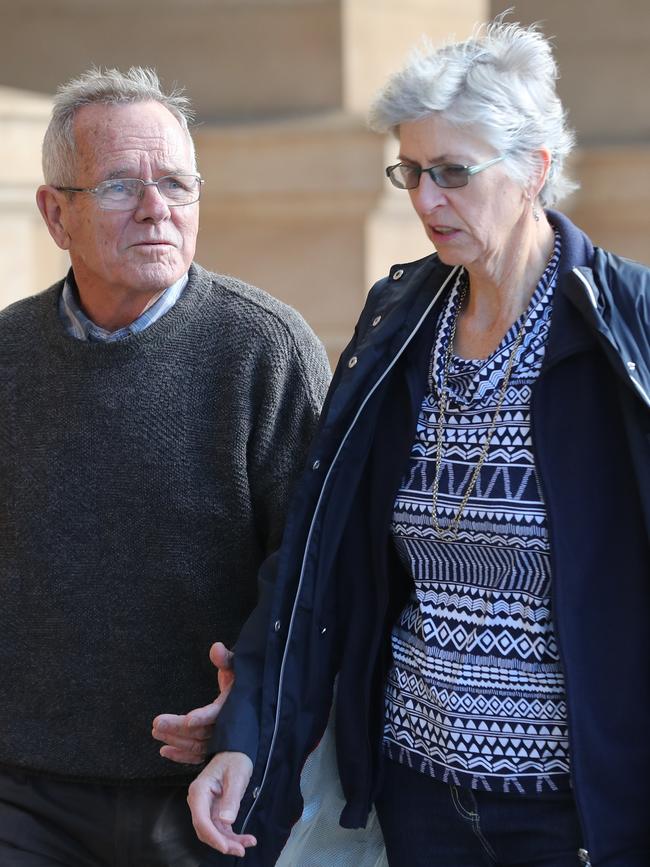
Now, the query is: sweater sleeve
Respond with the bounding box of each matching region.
[246,311,331,556]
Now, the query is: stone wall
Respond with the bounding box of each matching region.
[0,86,67,311]
[1,0,648,360]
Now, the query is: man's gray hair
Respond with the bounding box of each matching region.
[42,66,196,186]
[369,19,577,206]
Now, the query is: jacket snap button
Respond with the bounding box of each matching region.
[252,786,260,799]
[372,315,382,327]
[627,360,637,371]
[312,459,320,470]
[320,626,327,635]
[348,355,358,368]
[274,620,281,632]
[392,269,404,280]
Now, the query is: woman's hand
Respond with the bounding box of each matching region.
[152,642,234,764]
[187,751,257,856]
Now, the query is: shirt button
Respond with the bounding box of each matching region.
[312,459,320,470]
[392,269,404,280]
[274,620,281,632]
[372,315,382,327]
[627,360,637,371]
[348,355,358,368]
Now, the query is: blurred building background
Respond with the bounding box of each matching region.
[1,0,649,359]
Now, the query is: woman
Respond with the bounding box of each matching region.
[157,20,650,867]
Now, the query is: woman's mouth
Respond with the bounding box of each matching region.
[429,225,460,238]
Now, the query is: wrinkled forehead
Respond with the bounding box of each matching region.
[72,101,195,178]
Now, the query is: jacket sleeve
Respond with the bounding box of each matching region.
[207,315,330,760]
[207,281,388,761]
[209,550,279,761]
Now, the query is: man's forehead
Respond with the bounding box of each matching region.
[73,101,192,172]
[74,101,184,141]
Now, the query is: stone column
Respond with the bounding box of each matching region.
[490,0,650,264]
[188,0,488,358]
[0,0,488,357]
[0,87,67,311]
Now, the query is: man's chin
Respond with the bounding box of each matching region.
[128,261,187,293]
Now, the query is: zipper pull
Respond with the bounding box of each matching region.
[578,849,591,865]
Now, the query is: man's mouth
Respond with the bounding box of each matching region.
[132,241,175,249]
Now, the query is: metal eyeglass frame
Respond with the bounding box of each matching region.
[54,174,205,210]
[385,156,504,190]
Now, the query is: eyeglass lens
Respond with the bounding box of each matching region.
[389,164,469,190]
[97,175,201,209]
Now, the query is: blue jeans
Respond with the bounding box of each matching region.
[375,758,590,867]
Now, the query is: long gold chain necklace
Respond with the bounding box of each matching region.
[431,278,531,539]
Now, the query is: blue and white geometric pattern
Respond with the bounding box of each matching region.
[383,234,571,794]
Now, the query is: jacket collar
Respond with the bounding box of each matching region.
[541,210,598,367]
[359,210,597,360]
[548,211,650,409]
[354,255,452,357]
[350,211,593,381]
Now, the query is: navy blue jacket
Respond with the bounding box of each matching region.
[208,211,650,867]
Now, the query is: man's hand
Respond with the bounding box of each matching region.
[187,751,257,856]
[152,642,234,764]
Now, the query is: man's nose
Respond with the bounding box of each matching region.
[134,181,171,222]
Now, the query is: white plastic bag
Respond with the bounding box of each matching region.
[276,708,388,867]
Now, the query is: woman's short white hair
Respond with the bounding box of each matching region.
[42,66,196,186]
[369,19,577,206]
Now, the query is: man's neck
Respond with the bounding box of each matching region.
[75,286,166,331]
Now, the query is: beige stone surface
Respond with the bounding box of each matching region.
[565,146,650,265]
[0,1,343,120]
[1,0,649,357]
[0,86,68,311]
[0,0,485,122]
[194,113,389,359]
[490,0,650,143]
[342,0,486,114]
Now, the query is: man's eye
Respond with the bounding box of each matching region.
[161,176,192,192]
[104,181,130,195]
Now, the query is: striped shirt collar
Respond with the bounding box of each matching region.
[59,271,189,342]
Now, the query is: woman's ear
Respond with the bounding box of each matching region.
[531,146,552,200]
[36,186,72,251]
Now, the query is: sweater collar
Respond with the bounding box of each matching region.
[59,270,189,342]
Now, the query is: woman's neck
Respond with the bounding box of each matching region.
[454,215,555,360]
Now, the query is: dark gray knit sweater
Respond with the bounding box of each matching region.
[0,263,330,782]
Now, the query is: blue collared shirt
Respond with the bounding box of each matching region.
[59,272,188,341]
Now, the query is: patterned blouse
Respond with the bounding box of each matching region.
[383,233,571,795]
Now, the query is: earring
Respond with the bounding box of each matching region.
[526,192,540,222]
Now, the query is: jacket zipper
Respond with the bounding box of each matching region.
[239,265,461,833]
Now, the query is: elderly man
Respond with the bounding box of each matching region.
[0,67,329,866]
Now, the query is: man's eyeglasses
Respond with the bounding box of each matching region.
[55,174,204,211]
[385,156,504,190]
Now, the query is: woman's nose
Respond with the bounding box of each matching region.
[409,171,447,215]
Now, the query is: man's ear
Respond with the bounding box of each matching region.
[36,185,72,251]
